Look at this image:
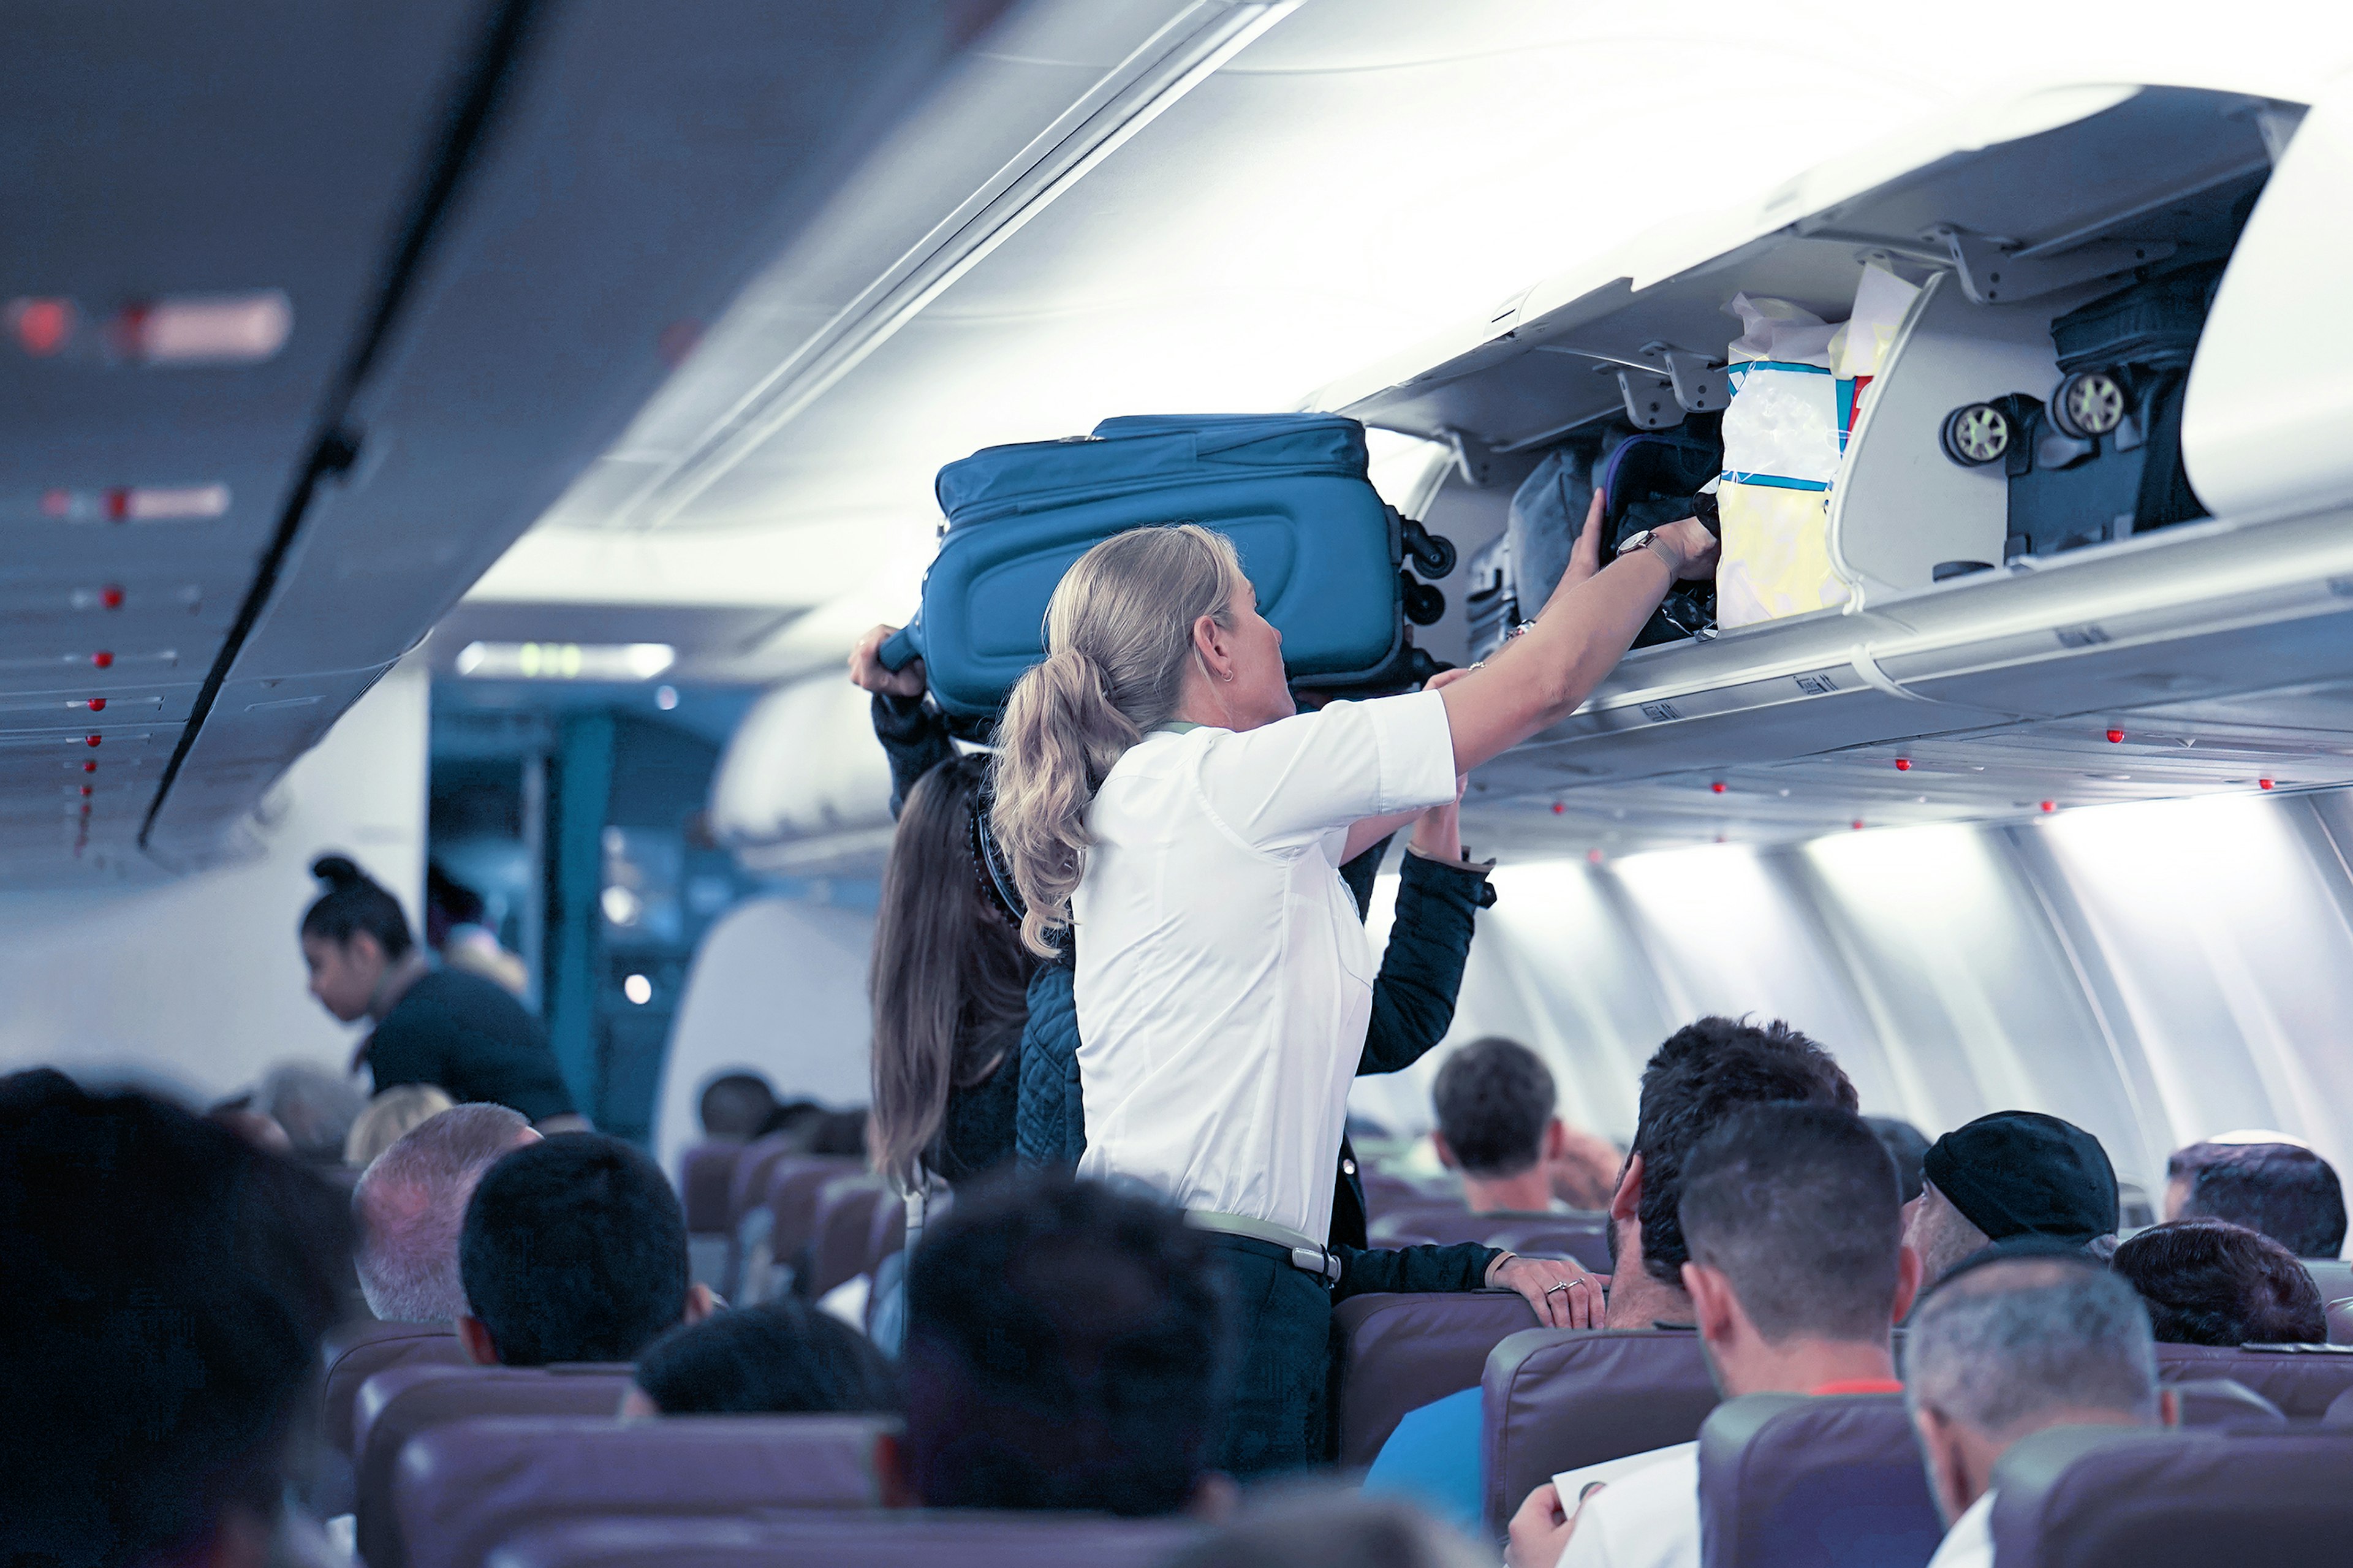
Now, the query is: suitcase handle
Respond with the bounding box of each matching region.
[877,625,920,672]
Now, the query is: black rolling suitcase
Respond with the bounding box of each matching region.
[1936,262,2219,561]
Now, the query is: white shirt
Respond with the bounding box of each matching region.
[1924,1491,1994,1568]
[1072,691,1458,1241]
[1557,1442,1699,1568]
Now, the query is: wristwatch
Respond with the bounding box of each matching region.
[1616,529,1678,569]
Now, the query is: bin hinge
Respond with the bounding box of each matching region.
[1927,224,2176,306]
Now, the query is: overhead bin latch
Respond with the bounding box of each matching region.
[1616,345,1726,430]
[1927,225,2177,307]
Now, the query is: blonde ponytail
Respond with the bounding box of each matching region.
[991,524,1248,956]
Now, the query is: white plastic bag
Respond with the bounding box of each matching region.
[1826,262,1923,445]
[1716,295,1846,627]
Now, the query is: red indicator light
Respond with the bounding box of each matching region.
[104,488,130,521]
[99,585,123,609]
[85,734,100,748]
[82,760,96,773]
[2105,729,2124,744]
[1894,758,1911,771]
[79,786,91,798]
[1710,781,1726,793]
[1851,819,1865,831]
[85,697,104,712]
[2040,800,2056,813]
[1550,801,1565,815]
[2259,778,2275,790]
[8,297,74,356]
[91,651,113,669]
[42,488,72,517]
[1586,848,1604,865]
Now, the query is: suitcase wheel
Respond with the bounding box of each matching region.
[2048,368,2127,441]
[1939,401,2015,467]
[1400,516,1458,579]
[1400,573,1447,627]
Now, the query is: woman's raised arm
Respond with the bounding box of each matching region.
[1439,496,1717,776]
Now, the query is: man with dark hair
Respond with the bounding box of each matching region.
[1432,1037,1571,1214]
[1604,1015,1857,1330]
[1905,1111,2117,1286]
[2110,1218,2327,1346]
[697,1070,779,1141]
[627,1298,898,1416]
[457,1132,714,1366]
[1866,1115,1933,1205]
[0,1072,350,1567]
[2165,1137,2346,1259]
[883,1170,1235,1517]
[1507,1103,1918,1568]
[355,1102,539,1322]
[1904,1252,2172,1568]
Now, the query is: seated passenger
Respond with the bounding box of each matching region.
[210,1104,295,1156]
[1506,1103,1917,1568]
[457,1133,716,1365]
[1369,1017,1857,1530]
[254,1061,368,1166]
[1905,1111,2117,1286]
[626,1298,898,1415]
[0,1072,349,1568]
[354,1102,537,1322]
[1903,1252,2172,1568]
[2164,1135,2346,1259]
[2109,1218,2327,1346]
[883,1171,1233,1517]
[1432,1037,1578,1215]
[1167,1490,1487,1568]
[698,1069,781,1141]
[1866,1115,1933,1204]
[343,1082,456,1168]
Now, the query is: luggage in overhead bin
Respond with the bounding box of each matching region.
[1594,425,1722,646]
[1938,261,2221,559]
[879,414,1454,724]
[1466,442,1599,661]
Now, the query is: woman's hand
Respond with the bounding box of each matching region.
[1561,488,1607,592]
[849,624,926,699]
[1652,516,1720,581]
[1489,1251,1602,1329]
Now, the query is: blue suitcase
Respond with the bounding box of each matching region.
[880,414,1452,722]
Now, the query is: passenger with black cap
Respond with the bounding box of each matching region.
[1904,1110,2119,1287]
[300,854,582,1129]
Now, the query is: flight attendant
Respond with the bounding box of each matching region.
[299,855,584,1129]
[990,501,1718,1475]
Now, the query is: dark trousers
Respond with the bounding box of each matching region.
[1207,1234,1335,1479]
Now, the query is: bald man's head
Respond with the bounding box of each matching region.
[353,1104,537,1322]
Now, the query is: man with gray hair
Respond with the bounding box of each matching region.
[354,1103,538,1321]
[1903,1249,2177,1568]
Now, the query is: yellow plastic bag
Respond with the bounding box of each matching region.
[1715,481,1848,629]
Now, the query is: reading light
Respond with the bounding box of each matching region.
[455,641,676,681]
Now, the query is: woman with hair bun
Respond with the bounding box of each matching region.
[990,504,1717,1475]
[300,854,582,1128]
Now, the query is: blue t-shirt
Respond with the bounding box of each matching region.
[1361,1386,1483,1537]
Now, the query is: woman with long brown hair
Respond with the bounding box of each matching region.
[865,752,1033,1192]
[990,503,1718,1475]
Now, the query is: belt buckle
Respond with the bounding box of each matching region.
[1291,1244,1341,1285]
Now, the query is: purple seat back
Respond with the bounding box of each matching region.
[2327,1297,2353,1347]
[762,1156,868,1265]
[727,1135,803,1230]
[1367,1203,1489,1247]
[1696,1393,1942,1568]
[808,1175,892,1298]
[2166,1377,2285,1427]
[1988,1425,2353,1567]
[1482,1328,1716,1537]
[356,1363,635,1568]
[1360,1169,1439,1222]
[1332,1292,1546,1464]
[2327,1386,2353,1426]
[323,1320,468,1454]
[866,1186,908,1276]
[2153,1340,2353,1417]
[394,1414,893,1568]
[680,1142,743,1235]
[2303,1257,2351,1304]
[483,1512,1204,1568]
[1482,1218,1613,1273]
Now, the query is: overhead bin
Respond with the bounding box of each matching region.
[1319,80,2353,848]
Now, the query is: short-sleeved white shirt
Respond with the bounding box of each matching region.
[1070,691,1458,1241]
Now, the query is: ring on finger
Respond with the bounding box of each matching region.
[1544,1281,1570,1297]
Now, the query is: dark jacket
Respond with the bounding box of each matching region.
[364,968,575,1123]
